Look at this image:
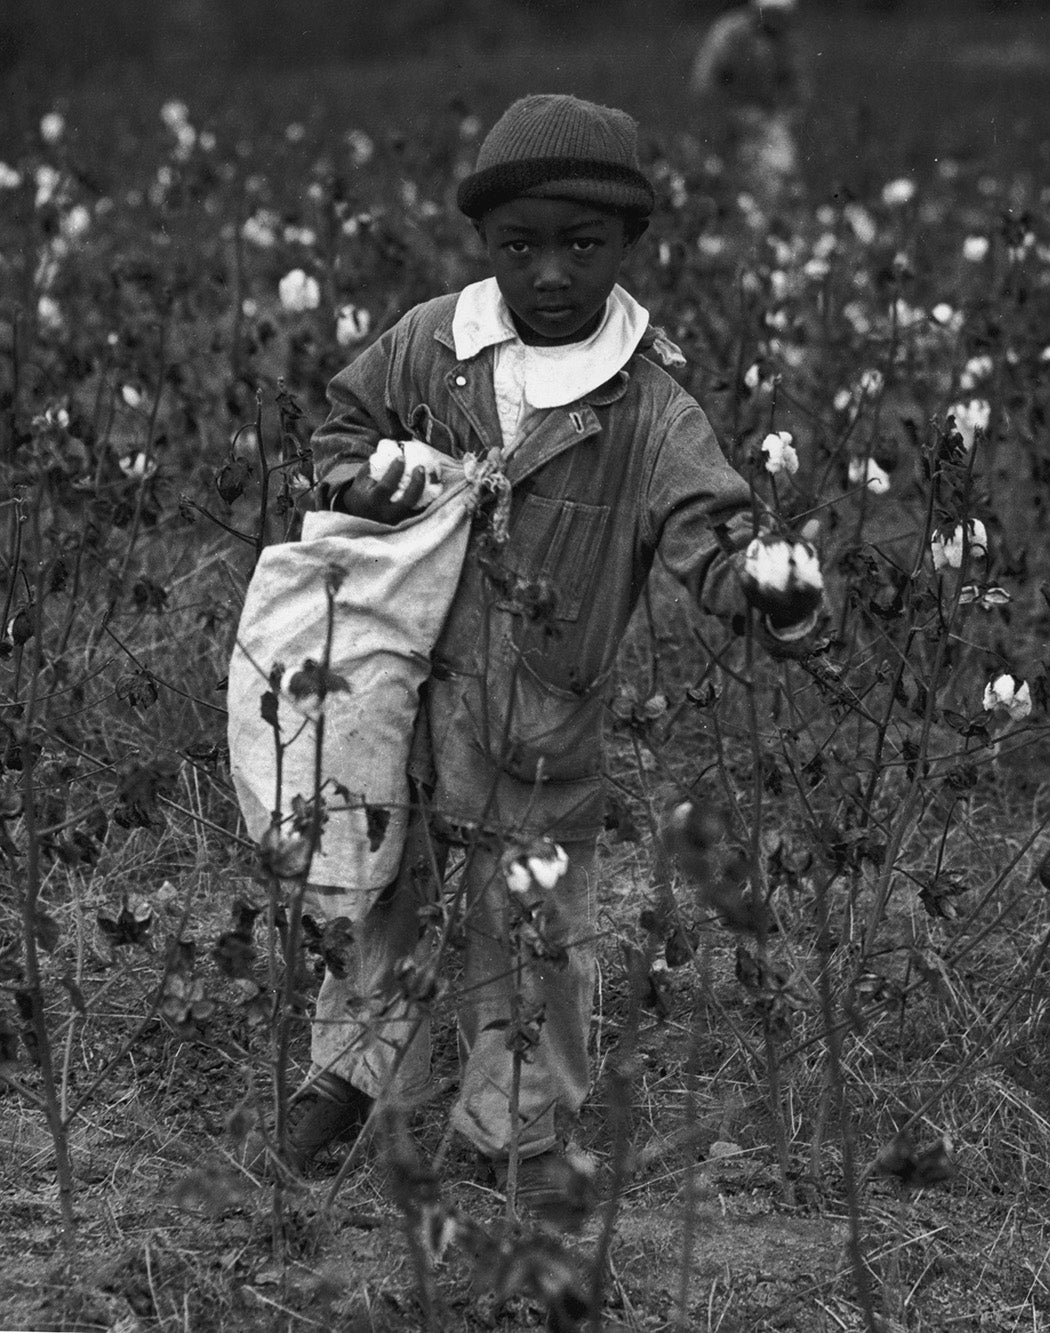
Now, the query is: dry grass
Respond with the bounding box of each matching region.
[5,532,1050,1330]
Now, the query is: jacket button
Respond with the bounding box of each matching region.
[454,375,467,386]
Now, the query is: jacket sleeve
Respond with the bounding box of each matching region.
[309,320,408,507]
[643,397,755,618]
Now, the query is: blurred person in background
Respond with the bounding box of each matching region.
[690,0,810,209]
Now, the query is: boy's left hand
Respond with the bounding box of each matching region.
[331,457,427,524]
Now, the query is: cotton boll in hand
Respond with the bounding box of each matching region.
[368,438,404,480]
[740,535,824,635]
[367,438,444,508]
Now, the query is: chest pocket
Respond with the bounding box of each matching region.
[502,493,610,623]
[408,403,460,457]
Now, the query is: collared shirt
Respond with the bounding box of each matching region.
[451,277,650,451]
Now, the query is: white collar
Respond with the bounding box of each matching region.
[452,277,650,408]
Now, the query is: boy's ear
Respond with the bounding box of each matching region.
[472,218,486,242]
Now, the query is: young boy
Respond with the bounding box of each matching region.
[286,93,817,1194]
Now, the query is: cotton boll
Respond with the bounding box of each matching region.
[930,520,988,571]
[741,535,824,634]
[37,295,64,332]
[843,203,877,246]
[744,538,823,596]
[160,100,190,129]
[367,438,444,507]
[40,112,65,144]
[346,129,374,167]
[949,399,990,450]
[277,268,320,312]
[760,430,799,476]
[336,303,371,346]
[35,164,62,209]
[881,177,917,206]
[504,861,533,898]
[526,845,569,891]
[959,354,993,390]
[368,438,404,481]
[504,841,569,899]
[848,456,891,495]
[399,439,444,505]
[982,673,1032,722]
[60,204,91,240]
[119,452,156,480]
[242,212,278,247]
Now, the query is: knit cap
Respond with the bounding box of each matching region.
[457,93,655,221]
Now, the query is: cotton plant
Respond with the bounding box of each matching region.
[501,842,572,1014]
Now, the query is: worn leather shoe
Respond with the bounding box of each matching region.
[284,1072,374,1173]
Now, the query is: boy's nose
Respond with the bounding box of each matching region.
[533,253,570,289]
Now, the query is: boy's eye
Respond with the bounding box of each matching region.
[571,238,601,254]
[503,240,531,255]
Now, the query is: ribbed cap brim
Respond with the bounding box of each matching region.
[458,157,655,220]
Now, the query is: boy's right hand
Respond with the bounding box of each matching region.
[331,458,427,524]
[737,529,825,643]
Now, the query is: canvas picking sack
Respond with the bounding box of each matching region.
[228,446,497,921]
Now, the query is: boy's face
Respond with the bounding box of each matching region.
[477,197,638,346]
